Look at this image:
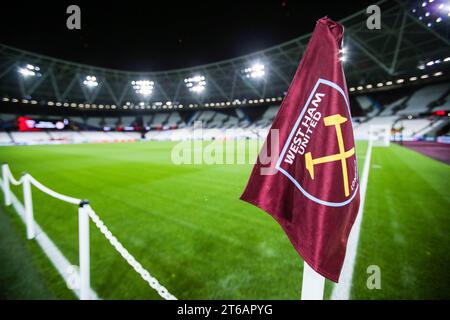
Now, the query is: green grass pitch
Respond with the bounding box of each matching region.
[0,140,449,299]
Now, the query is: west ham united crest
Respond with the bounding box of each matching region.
[276,78,359,207]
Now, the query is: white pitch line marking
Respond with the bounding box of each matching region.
[331,141,373,300]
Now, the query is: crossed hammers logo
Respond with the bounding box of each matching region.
[305,114,355,197]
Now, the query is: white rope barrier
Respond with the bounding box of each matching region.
[86,205,177,300]
[4,165,80,204]
[6,167,24,186]
[27,175,81,205]
[1,163,177,300]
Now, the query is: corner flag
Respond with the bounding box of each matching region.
[240,17,360,283]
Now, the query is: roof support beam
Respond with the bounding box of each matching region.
[347,36,393,75]
[389,11,406,74]
[61,73,79,100]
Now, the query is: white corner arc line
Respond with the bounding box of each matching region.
[331,140,373,300]
[1,180,100,300]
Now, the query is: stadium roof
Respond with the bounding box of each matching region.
[0,0,449,112]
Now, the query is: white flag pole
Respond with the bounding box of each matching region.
[78,201,91,300]
[301,261,325,300]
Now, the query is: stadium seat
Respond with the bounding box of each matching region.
[398,83,450,115]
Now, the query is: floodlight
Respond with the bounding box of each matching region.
[83,75,98,87]
[18,64,41,77]
[132,80,154,96]
[243,63,265,79]
[184,75,206,93]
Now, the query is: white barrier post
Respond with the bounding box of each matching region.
[2,164,11,206]
[78,200,90,300]
[23,173,35,240]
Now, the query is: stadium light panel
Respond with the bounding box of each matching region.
[18,64,41,77]
[185,75,206,93]
[83,75,98,88]
[132,80,154,96]
[338,47,348,62]
[18,68,35,77]
[243,63,265,79]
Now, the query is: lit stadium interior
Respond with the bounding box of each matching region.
[0,0,449,305]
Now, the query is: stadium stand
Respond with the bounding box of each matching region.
[10,131,51,144]
[166,112,182,127]
[397,83,450,115]
[48,130,83,142]
[121,116,137,127]
[149,113,170,128]
[1,82,450,145]
[353,116,398,140]
[355,96,378,118]
[432,93,450,112]
[253,106,278,128]
[379,96,409,116]
[394,119,434,138]
[0,132,12,145]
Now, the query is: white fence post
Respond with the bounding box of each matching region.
[2,164,11,206]
[23,173,35,240]
[78,200,90,300]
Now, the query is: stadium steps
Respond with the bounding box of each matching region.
[412,118,439,136]
[398,83,450,115]
[391,93,413,115]
[379,97,407,116]
[428,88,450,112]
[421,119,450,136]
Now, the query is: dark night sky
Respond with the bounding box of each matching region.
[0,0,375,71]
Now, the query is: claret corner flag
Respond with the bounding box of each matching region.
[240,17,360,283]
